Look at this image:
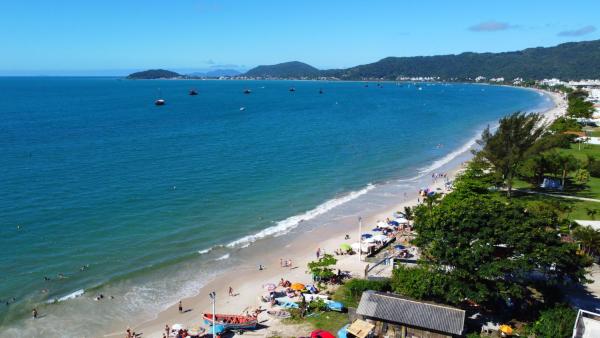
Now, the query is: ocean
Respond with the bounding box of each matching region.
[0,78,552,336]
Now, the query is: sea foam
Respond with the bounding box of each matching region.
[226,183,376,248]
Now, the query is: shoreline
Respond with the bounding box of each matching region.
[104,88,566,338]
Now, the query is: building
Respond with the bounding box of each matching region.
[572,309,600,338]
[356,291,465,338]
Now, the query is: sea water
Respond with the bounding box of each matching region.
[0,78,552,336]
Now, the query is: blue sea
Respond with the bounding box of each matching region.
[0,78,552,336]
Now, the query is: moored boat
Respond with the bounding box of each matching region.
[203,313,258,330]
[243,89,252,94]
[155,99,165,106]
[189,89,198,95]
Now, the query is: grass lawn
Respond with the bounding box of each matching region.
[557,143,600,162]
[283,311,348,334]
[512,191,600,221]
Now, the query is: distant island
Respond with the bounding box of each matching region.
[126,69,182,80]
[127,39,600,81]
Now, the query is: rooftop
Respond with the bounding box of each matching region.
[356,291,465,336]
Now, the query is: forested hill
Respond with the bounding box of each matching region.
[244,61,320,78]
[326,39,600,80]
[126,69,181,79]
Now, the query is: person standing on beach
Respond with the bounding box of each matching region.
[229,286,234,296]
[32,308,38,319]
[316,248,320,259]
[165,324,170,337]
[178,300,183,313]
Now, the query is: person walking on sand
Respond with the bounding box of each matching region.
[229,286,234,296]
[316,248,320,259]
[32,308,38,319]
[165,324,170,337]
[178,300,183,313]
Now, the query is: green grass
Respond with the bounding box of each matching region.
[283,311,348,334]
[557,143,600,162]
[511,191,600,221]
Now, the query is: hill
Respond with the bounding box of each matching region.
[126,69,181,79]
[326,39,600,80]
[244,61,320,78]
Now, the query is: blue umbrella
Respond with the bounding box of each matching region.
[394,244,405,250]
[372,228,382,232]
[361,233,373,239]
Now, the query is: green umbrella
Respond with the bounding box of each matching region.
[340,243,352,251]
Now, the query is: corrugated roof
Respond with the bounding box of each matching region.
[356,291,465,335]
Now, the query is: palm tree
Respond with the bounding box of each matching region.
[424,194,441,214]
[402,206,414,225]
[573,226,600,256]
[587,208,598,220]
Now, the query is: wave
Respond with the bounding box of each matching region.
[46,289,84,304]
[216,253,230,261]
[226,183,376,248]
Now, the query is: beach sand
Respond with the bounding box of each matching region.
[105,88,566,338]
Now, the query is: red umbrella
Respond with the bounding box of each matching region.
[311,330,336,338]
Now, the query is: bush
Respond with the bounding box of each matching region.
[529,304,577,338]
[344,278,391,298]
[391,265,460,304]
[588,157,600,178]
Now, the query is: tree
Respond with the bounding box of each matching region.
[573,226,600,256]
[549,152,579,189]
[411,193,589,306]
[529,304,577,338]
[307,254,337,281]
[586,208,598,220]
[401,206,414,225]
[574,168,590,185]
[476,112,546,197]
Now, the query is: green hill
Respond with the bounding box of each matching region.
[244,40,600,80]
[327,39,600,80]
[244,61,320,78]
[126,69,181,79]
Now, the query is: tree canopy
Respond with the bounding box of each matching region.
[407,192,589,306]
[476,112,546,197]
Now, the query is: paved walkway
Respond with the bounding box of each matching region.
[519,189,600,203]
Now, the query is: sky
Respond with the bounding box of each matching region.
[1,0,599,75]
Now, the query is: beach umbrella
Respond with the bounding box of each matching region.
[361,233,373,239]
[311,330,336,338]
[394,244,405,250]
[291,283,305,291]
[395,217,409,224]
[377,220,387,228]
[171,323,184,331]
[371,228,382,232]
[363,237,376,243]
[263,283,277,292]
[389,221,399,226]
[340,243,352,251]
[372,234,388,242]
[499,324,513,335]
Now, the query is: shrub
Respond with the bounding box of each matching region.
[529,304,577,338]
[588,157,600,178]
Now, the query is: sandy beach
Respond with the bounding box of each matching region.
[100,88,567,338]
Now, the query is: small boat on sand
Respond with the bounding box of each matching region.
[267,310,291,319]
[203,313,258,330]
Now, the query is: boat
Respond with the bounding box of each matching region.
[243,89,252,94]
[155,99,165,106]
[239,107,246,111]
[203,313,258,331]
[319,89,323,94]
[189,89,198,95]
[267,310,291,319]
[289,87,296,92]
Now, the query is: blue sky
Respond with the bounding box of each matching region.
[1,0,599,75]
